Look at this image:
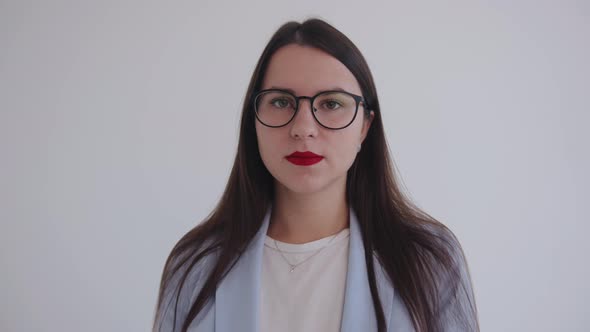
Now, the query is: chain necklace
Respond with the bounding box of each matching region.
[273,232,341,272]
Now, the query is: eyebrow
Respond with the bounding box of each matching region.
[268,86,349,95]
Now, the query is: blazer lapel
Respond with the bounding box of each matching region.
[340,208,394,332]
[212,206,395,332]
[214,207,271,332]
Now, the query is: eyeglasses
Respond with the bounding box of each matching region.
[253,89,369,130]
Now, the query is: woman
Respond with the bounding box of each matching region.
[153,19,479,332]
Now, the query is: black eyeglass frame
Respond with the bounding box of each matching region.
[252,89,370,130]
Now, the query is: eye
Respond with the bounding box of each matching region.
[270,97,293,109]
[322,100,343,110]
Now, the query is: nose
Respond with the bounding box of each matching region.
[289,98,319,139]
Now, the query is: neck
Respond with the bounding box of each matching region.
[267,179,350,244]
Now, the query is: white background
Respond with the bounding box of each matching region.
[1,1,588,331]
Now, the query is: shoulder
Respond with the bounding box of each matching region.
[154,236,220,332]
[424,222,480,331]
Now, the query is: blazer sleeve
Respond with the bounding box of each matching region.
[436,234,480,332]
[153,253,213,332]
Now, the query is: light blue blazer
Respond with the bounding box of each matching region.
[157,207,476,331]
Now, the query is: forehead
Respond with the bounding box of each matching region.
[261,44,362,95]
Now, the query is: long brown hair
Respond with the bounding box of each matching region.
[153,18,479,332]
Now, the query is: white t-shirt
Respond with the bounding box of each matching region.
[260,228,350,332]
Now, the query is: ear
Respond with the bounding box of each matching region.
[360,110,375,142]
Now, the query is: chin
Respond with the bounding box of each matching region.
[274,174,343,196]
[283,183,326,195]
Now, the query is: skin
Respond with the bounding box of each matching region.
[256,44,374,244]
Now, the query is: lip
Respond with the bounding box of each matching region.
[286,151,324,166]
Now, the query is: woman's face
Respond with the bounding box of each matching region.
[255,44,374,195]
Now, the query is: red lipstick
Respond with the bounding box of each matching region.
[286,151,324,166]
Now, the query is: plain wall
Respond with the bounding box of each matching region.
[1,0,588,331]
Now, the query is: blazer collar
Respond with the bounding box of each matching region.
[214,206,393,332]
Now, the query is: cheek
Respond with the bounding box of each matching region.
[255,124,268,158]
[255,124,283,164]
[326,130,362,169]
